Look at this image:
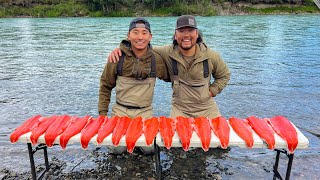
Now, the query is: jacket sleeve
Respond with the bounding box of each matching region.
[153,45,172,82]
[154,52,171,82]
[98,62,117,115]
[209,52,231,97]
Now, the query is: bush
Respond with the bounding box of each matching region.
[89,11,104,17]
[245,5,319,14]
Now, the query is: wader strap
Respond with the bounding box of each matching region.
[203,59,209,78]
[172,58,209,78]
[150,53,156,77]
[172,58,178,75]
[117,52,125,76]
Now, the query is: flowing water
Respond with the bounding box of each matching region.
[0,15,319,179]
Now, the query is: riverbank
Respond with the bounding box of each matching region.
[0,1,319,18]
[1,139,319,180]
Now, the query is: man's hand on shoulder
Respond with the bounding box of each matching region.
[107,48,122,63]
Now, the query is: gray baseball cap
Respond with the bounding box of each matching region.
[176,15,197,29]
[129,17,151,32]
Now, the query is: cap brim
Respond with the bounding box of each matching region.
[176,25,197,30]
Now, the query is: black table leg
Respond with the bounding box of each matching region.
[285,153,294,180]
[273,149,294,180]
[27,143,37,180]
[154,138,162,180]
[27,143,50,180]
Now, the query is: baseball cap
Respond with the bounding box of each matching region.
[176,15,197,29]
[129,17,151,33]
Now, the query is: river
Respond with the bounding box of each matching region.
[0,15,319,179]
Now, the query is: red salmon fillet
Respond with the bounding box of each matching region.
[30,116,56,145]
[229,117,254,148]
[60,116,91,149]
[247,116,275,149]
[194,117,212,151]
[210,116,230,149]
[112,116,132,146]
[268,116,298,154]
[97,116,118,144]
[159,116,175,150]
[10,115,42,143]
[45,115,72,147]
[143,117,159,146]
[175,116,193,151]
[80,115,105,149]
[126,116,143,153]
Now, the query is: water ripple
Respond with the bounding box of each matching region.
[0,15,319,173]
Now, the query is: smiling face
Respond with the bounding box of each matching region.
[174,27,198,52]
[127,23,152,52]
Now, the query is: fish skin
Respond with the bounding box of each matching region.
[60,116,91,149]
[30,116,57,145]
[267,116,298,154]
[194,117,212,152]
[126,116,143,153]
[247,116,275,150]
[97,116,118,144]
[80,115,105,149]
[10,115,42,143]
[175,116,193,151]
[229,117,254,148]
[45,115,72,147]
[112,116,132,146]
[210,116,230,149]
[159,116,175,150]
[143,117,159,146]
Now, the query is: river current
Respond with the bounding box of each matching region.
[0,15,319,179]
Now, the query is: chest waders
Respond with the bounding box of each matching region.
[111,52,156,119]
[171,58,221,119]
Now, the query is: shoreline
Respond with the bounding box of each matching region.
[4,12,320,19]
[1,143,318,179]
[1,3,319,18]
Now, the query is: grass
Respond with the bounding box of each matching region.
[152,3,217,16]
[0,2,90,18]
[0,2,318,18]
[245,5,320,14]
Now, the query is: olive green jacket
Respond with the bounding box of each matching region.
[98,39,170,115]
[153,43,231,97]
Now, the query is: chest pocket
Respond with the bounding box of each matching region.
[172,59,209,79]
[116,76,156,107]
[172,59,211,103]
[117,52,156,79]
[115,52,156,107]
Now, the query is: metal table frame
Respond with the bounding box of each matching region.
[273,149,294,180]
[27,142,294,180]
[27,143,50,180]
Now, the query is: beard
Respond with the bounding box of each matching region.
[179,42,196,51]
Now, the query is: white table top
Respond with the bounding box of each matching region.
[16,122,309,151]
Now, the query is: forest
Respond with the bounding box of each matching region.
[0,0,319,17]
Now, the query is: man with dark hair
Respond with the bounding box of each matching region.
[99,17,170,154]
[108,15,230,119]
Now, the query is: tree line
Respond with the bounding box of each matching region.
[0,0,317,17]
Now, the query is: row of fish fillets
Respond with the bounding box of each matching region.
[10,115,299,154]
